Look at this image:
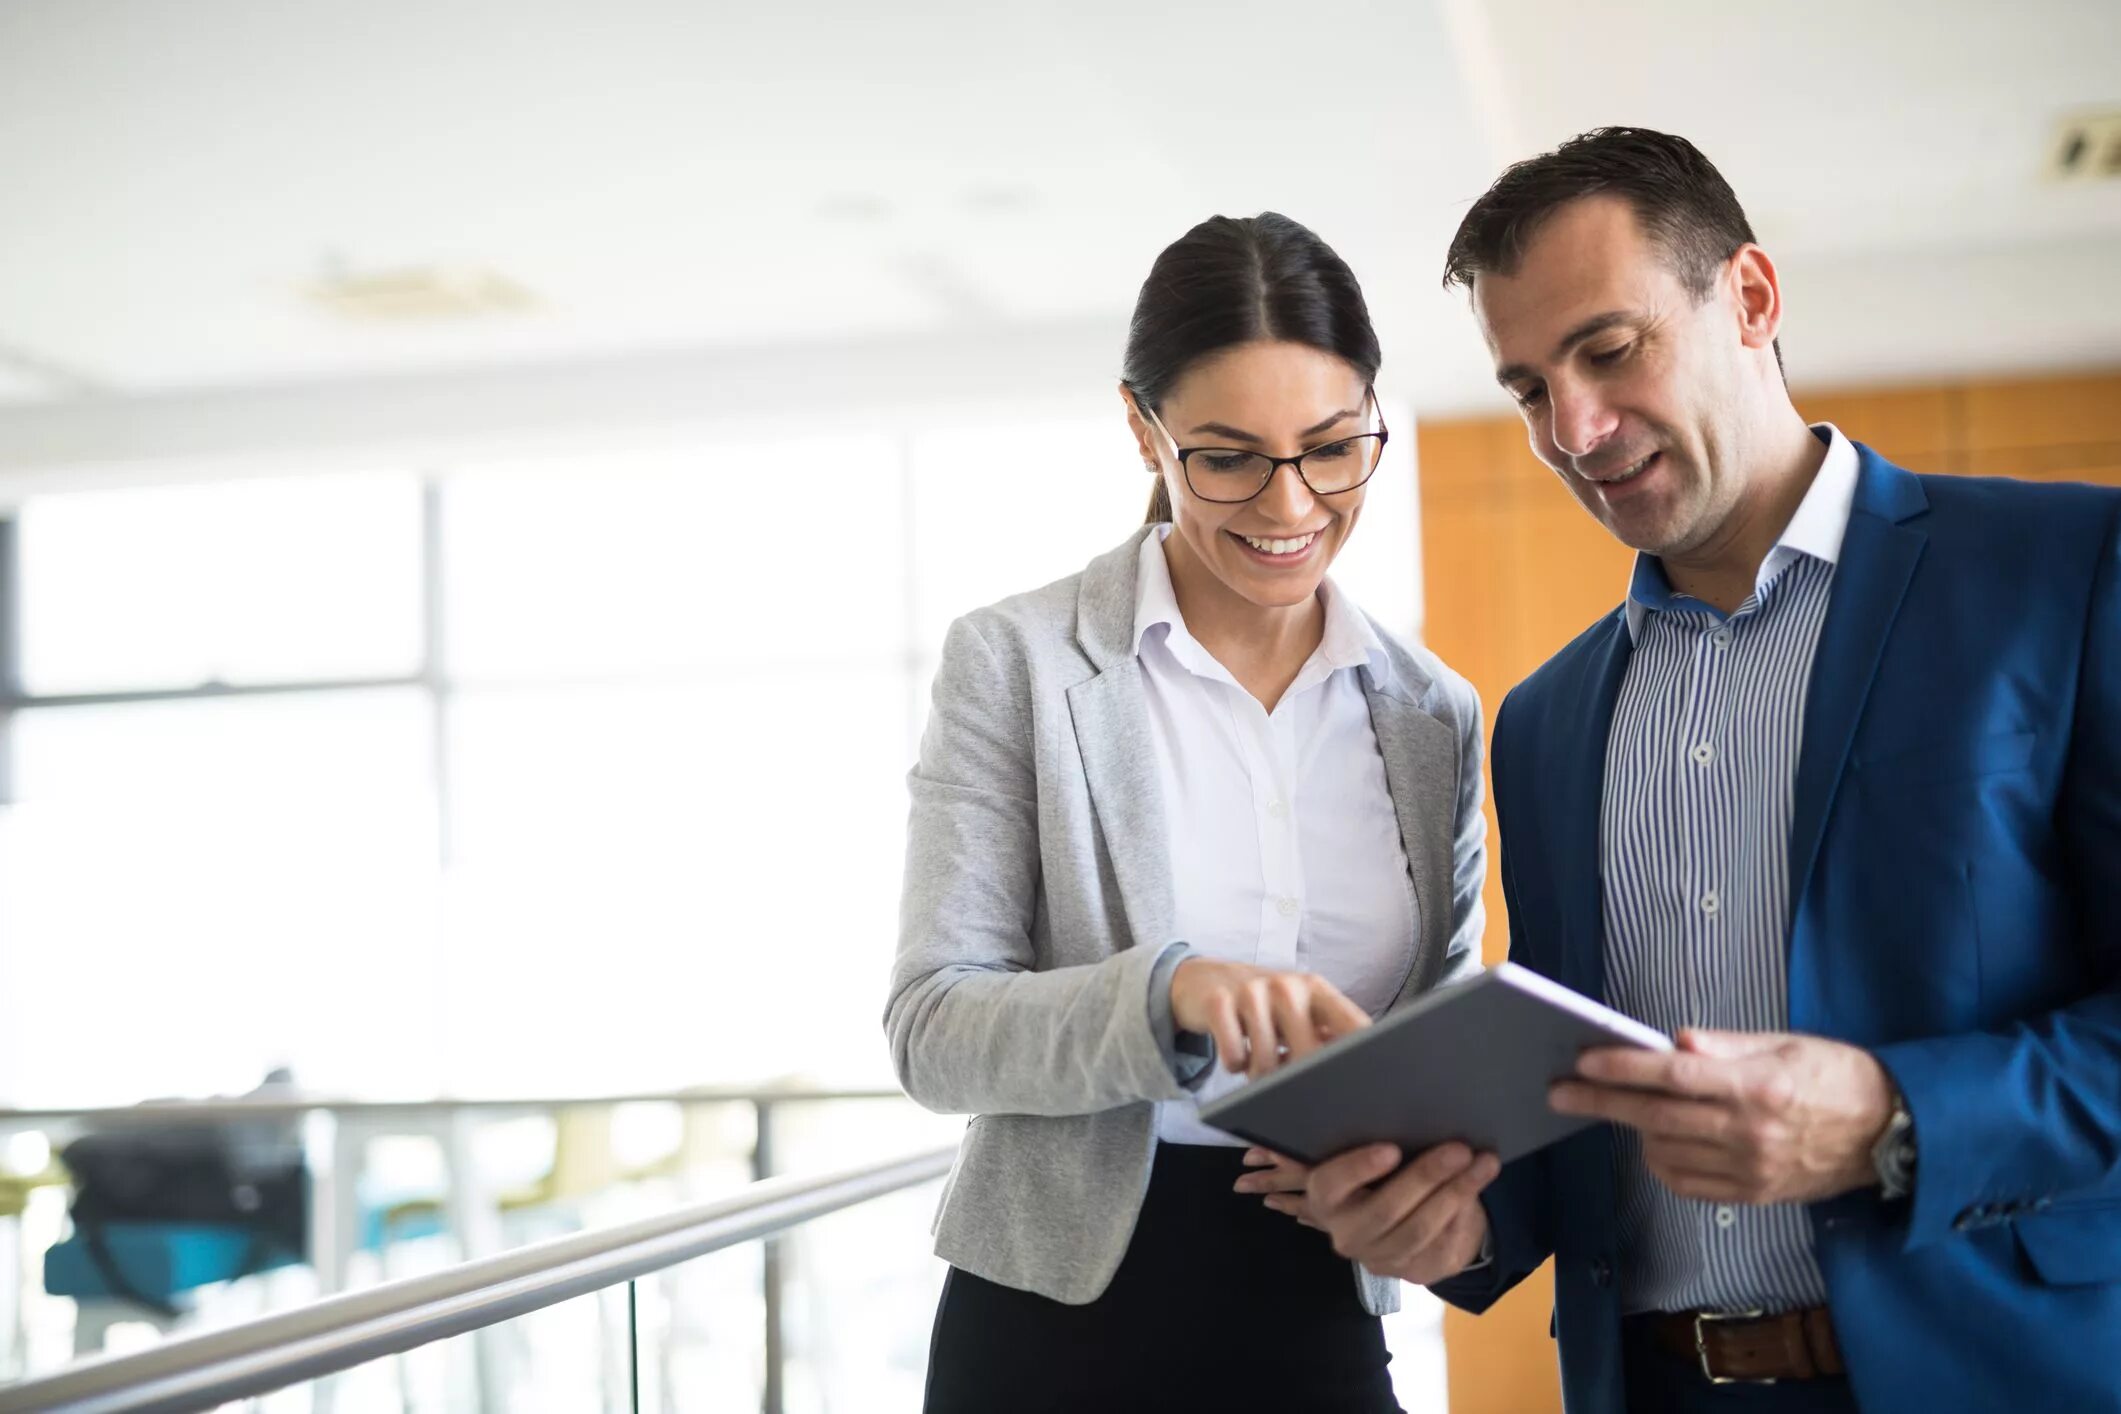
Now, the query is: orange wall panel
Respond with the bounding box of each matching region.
[1797,385,1958,471]
[1960,372,2121,452]
[1444,1267,1562,1414]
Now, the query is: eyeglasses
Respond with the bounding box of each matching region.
[1141,392,1390,505]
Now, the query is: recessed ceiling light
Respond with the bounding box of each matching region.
[816,193,894,222]
[962,182,1035,213]
[305,262,538,322]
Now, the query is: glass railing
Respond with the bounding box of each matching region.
[1,1092,1448,1411]
[0,1089,959,1408]
[0,1146,955,1412]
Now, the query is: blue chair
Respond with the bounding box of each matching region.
[46,1223,303,1355]
[46,1202,446,1298]
[44,1223,302,1303]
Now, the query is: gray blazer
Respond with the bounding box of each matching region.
[884,527,1487,1315]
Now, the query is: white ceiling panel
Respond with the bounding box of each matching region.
[0,0,2114,429]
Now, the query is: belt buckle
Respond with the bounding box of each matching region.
[1693,1308,1773,1385]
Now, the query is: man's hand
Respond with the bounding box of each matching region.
[1303,1142,1499,1283]
[1549,1028,1895,1205]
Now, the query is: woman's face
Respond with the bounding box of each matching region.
[1125,340,1376,614]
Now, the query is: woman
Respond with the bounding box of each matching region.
[885,212,1487,1412]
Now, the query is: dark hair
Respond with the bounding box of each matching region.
[1122,213,1381,524]
[1442,127,1759,301]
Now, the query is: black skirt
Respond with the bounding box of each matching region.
[923,1142,1403,1414]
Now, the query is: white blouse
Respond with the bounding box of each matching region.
[1134,527,1418,1145]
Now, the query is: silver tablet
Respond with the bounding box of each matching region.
[1195,962,1672,1166]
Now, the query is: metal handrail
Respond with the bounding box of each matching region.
[0,1086,907,1128]
[0,1145,956,1414]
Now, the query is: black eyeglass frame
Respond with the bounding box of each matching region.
[1141,393,1391,505]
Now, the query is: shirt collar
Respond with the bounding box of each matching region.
[1624,423,1860,641]
[1133,524,1390,691]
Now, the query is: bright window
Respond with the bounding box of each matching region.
[18,473,423,695]
[443,436,905,680]
[0,689,443,1102]
[0,411,1423,1108]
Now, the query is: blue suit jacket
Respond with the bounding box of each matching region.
[1432,448,2121,1413]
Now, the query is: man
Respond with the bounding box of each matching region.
[1302,128,2121,1412]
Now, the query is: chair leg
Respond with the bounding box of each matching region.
[0,1215,18,1378]
[71,1301,118,1358]
[72,1299,186,1360]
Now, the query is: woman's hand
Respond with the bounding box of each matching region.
[1234,1146,1320,1227]
[1305,1142,1497,1283]
[1168,958,1371,1079]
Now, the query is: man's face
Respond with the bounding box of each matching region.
[1471,196,1753,558]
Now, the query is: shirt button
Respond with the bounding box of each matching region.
[1277,896,1299,918]
[1712,628,1732,649]
[1701,891,1720,916]
[1690,742,1715,767]
[1267,799,1288,821]
[1715,1205,1736,1229]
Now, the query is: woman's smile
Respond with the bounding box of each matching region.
[1227,527,1326,566]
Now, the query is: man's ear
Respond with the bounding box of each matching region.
[1727,244,1783,353]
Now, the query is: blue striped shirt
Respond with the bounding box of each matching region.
[1600,426,1859,1315]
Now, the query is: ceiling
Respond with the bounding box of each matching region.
[0,0,2116,458]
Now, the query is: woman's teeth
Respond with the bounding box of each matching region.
[1239,532,1318,554]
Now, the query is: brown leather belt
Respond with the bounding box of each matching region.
[1639,1306,1846,1384]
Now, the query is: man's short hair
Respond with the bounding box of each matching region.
[1442,127,1759,300]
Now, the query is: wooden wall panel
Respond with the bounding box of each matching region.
[1796,385,1958,473]
[1961,372,2121,451]
[1418,369,2120,1414]
[1959,372,2121,482]
[1444,1281,1561,1414]
[1419,477,1515,976]
[1964,448,2121,482]
[1504,462,1633,670]
[1419,418,1512,503]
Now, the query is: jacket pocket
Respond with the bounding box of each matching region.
[2013,1202,2121,1286]
[1852,730,2035,790]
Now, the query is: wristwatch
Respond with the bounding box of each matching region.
[1870,1087,1918,1201]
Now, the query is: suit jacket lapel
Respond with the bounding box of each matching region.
[1067,531,1176,949]
[1557,613,1635,1003]
[1788,452,1929,920]
[1364,680,1457,1003]
[1067,665,1176,948]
